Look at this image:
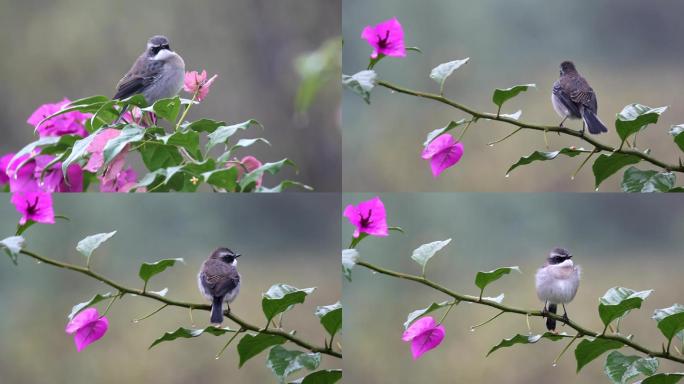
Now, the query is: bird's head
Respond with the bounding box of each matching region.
[146,35,174,60]
[547,247,573,265]
[210,247,241,265]
[559,61,577,76]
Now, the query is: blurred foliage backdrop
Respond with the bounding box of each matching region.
[343,193,684,383]
[343,0,684,192]
[0,194,340,383]
[0,0,341,191]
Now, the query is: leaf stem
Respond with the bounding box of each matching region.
[355,259,684,365]
[438,301,457,324]
[487,127,523,146]
[175,91,198,132]
[571,149,598,180]
[470,310,505,331]
[552,333,581,366]
[216,327,243,360]
[132,303,168,323]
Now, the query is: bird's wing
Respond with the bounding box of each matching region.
[201,263,240,297]
[552,80,582,117]
[568,77,598,112]
[113,57,164,100]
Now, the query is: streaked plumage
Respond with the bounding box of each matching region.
[114,35,185,104]
[552,61,608,134]
[198,248,241,324]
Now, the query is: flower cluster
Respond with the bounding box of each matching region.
[344,196,446,360]
[360,18,465,177]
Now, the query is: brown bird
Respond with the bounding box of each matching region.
[198,248,241,324]
[551,61,608,134]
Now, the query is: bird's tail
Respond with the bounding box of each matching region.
[211,296,224,324]
[546,303,557,331]
[581,107,608,134]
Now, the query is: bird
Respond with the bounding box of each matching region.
[551,61,608,135]
[198,248,242,325]
[114,35,185,105]
[535,247,581,331]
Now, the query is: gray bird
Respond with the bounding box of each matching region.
[552,61,608,134]
[198,248,241,325]
[114,35,185,104]
[535,247,581,331]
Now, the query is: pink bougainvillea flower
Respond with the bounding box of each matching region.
[10,191,55,225]
[421,134,464,178]
[6,154,40,193]
[27,98,90,137]
[401,316,446,360]
[84,128,122,172]
[343,196,388,238]
[65,308,109,352]
[227,155,263,188]
[32,155,83,193]
[0,153,14,186]
[100,166,138,193]
[183,70,218,101]
[361,18,406,59]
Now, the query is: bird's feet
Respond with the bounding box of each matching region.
[541,307,549,317]
[561,313,569,325]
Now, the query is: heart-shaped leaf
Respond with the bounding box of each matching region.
[575,338,624,373]
[76,231,117,264]
[262,284,316,323]
[475,266,521,295]
[621,167,676,193]
[507,148,585,175]
[139,258,184,286]
[487,332,569,356]
[267,346,321,381]
[492,84,535,110]
[429,58,469,94]
[411,239,452,275]
[342,70,377,104]
[598,287,653,328]
[315,302,342,338]
[237,333,287,367]
[149,326,235,349]
[615,104,667,144]
[604,351,658,384]
[592,153,641,189]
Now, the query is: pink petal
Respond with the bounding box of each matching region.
[421,134,464,177]
[402,316,437,341]
[10,192,54,225]
[65,308,99,334]
[0,153,15,185]
[73,317,108,352]
[410,325,445,360]
[361,18,406,59]
[85,128,122,172]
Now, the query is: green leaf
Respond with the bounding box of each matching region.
[621,167,676,192]
[289,370,342,384]
[615,104,667,144]
[411,239,452,275]
[120,94,149,108]
[1,236,24,265]
[575,338,624,373]
[231,137,271,151]
[404,301,451,330]
[487,332,569,356]
[260,180,314,193]
[185,118,227,133]
[671,126,684,152]
[203,168,239,191]
[267,345,321,382]
[102,125,145,165]
[492,84,535,110]
[314,302,342,338]
[262,284,316,323]
[68,292,114,320]
[429,58,469,94]
[507,148,585,175]
[653,304,684,343]
[206,120,263,152]
[140,143,184,171]
[158,131,201,160]
[342,249,359,282]
[342,70,377,104]
[655,310,684,344]
[592,153,641,189]
[424,120,466,146]
[475,266,521,294]
[642,373,684,384]
[598,287,653,327]
[139,258,184,286]
[237,333,287,368]
[240,159,298,190]
[68,95,110,107]
[61,130,102,176]
[11,137,61,166]
[149,326,235,349]
[149,97,181,122]
[76,231,117,264]
[604,351,658,384]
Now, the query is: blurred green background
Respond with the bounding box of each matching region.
[342,0,684,192]
[0,194,340,383]
[0,0,341,191]
[343,193,684,383]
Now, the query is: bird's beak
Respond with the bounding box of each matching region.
[235,254,242,258]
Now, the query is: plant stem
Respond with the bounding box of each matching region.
[132,303,168,323]
[216,327,243,360]
[175,91,198,132]
[553,333,581,366]
[470,310,505,331]
[18,249,341,358]
[355,259,684,365]
[377,80,684,173]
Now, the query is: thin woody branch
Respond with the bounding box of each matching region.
[356,259,684,365]
[19,249,341,359]
[377,80,684,173]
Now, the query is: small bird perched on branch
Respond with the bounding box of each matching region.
[535,247,581,331]
[551,61,608,135]
[114,35,185,105]
[198,248,242,325]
